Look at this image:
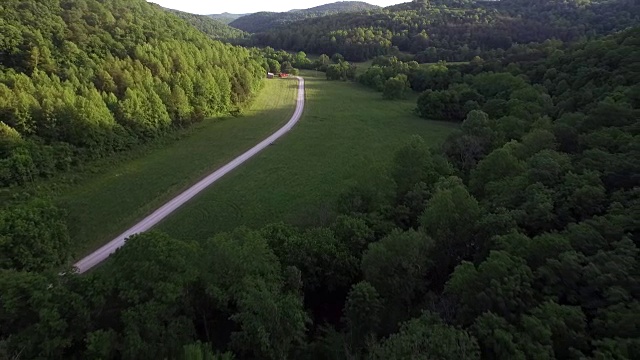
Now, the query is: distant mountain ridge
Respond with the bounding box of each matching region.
[229,1,379,33]
[208,12,248,24]
[166,8,248,39]
[252,0,640,61]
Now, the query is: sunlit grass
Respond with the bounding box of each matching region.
[157,71,457,241]
[57,78,298,257]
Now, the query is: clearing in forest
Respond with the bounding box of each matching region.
[157,71,457,241]
[58,78,298,257]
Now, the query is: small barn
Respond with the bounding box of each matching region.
[267,72,274,79]
[279,73,289,78]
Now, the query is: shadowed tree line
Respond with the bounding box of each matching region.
[251,0,639,62]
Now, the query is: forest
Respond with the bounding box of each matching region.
[207,13,245,25]
[0,0,266,189]
[252,0,640,61]
[2,5,639,357]
[167,9,249,41]
[1,0,639,359]
[228,1,380,34]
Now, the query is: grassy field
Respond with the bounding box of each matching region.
[156,71,457,241]
[58,78,298,257]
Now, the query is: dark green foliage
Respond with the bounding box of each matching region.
[343,281,383,356]
[0,198,70,272]
[208,13,246,24]
[252,0,639,61]
[0,0,265,187]
[258,47,309,75]
[361,229,431,328]
[383,74,410,99]
[229,2,380,33]
[2,7,640,360]
[326,61,357,81]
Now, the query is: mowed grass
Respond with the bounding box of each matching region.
[58,78,298,257]
[157,70,457,241]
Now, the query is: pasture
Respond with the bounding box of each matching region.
[57,78,298,257]
[157,71,457,241]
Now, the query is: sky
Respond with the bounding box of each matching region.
[148,0,408,15]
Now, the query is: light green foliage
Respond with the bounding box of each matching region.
[0,121,23,155]
[372,312,480,360]
[0,0,265,185]
[326,61,357,81]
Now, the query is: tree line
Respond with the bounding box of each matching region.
[251,0,640,61]
[0,0,266,188]
[228,1,380,33]
[166,8,249,41]
[1,27,638,359]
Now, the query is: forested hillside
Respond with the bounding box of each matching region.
[167,9,249,40]
[229,1,380,33]
[0,0,265,188]
[208,13,247,24]
[2,22,638,359]
[253,0,640,61]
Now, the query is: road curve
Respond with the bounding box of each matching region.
[74,77,306,273]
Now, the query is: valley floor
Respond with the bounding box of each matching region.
[157,70,457,241]
[61,71,456,258]
[57,78,298,258]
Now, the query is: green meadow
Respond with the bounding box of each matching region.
[57,78,298,257]
[157,71,457,241]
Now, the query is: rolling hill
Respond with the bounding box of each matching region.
[0,0,265,189]
[252,0,640,61]
[208,12,248,24]
[167,9,248,39]
[229,1,380,33]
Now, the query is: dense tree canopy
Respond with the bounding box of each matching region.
[166,9,249,41]
[228,1,380,33]
[1,1,639,359]
[252,0,639,61]
[0,0,265,188]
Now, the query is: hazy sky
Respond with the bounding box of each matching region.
[148,0,407,15]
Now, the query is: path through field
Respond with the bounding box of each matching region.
[73,77,306,273]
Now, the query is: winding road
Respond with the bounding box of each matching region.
[74,77,306,273]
